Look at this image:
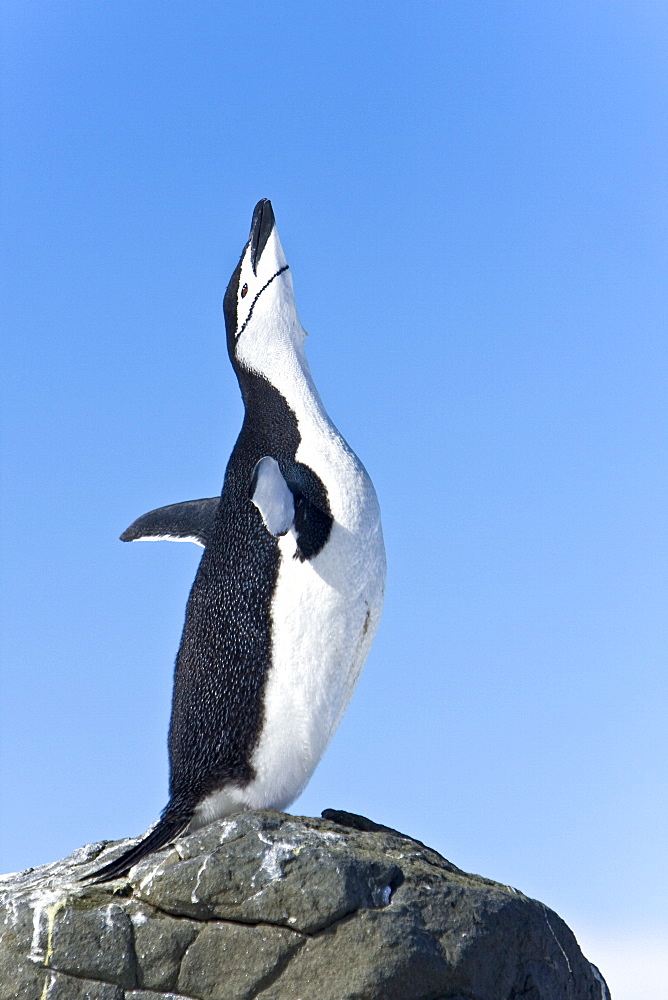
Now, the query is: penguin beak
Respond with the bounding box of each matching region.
[250,199,275,275]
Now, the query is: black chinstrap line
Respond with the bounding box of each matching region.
[236,265,290,340]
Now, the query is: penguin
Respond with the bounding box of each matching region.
[88,199,386,882]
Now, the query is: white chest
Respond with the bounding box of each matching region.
[246,413,385,810]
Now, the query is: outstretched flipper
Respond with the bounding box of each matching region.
[120,498,221,547]
[84,809,191,883]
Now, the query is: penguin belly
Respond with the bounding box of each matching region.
[247,435,385,810]
[247,519,384,808]
[191,451,384,828]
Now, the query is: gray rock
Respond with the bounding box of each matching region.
[37,971,124,1000]
[44,903,136,988]
[178,922,304,1000]
[0,809,609,1000]
[130,907,198,991]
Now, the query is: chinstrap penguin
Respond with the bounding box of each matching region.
[88,199,386,882]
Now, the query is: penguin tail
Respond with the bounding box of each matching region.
[84,808,191,884]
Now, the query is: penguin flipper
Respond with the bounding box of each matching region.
[250,457,295,536]
[84,811,190,883]
[120,498,220,547]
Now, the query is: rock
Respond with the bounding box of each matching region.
[0,809,609,1000]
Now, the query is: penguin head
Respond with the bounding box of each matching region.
[223,200,307,381]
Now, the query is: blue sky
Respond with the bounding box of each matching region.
[1,4,666,995]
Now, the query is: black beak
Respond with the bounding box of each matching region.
[250,199,275,275]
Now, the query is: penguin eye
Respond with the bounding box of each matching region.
[241,283,249,298]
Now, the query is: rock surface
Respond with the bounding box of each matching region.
[0,809,609,1000]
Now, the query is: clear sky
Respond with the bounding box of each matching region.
[1,4,666,997]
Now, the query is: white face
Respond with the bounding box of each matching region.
[234,221,289,334]
[233,222,309,383]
